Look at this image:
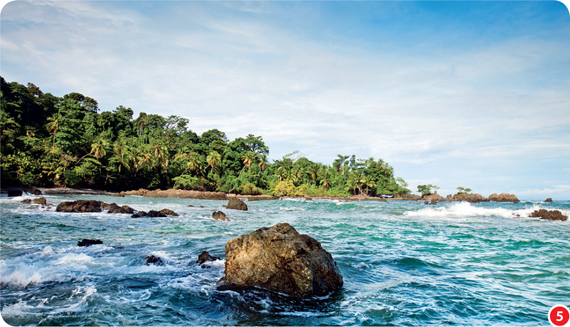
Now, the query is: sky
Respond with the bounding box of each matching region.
[1,0,569,199]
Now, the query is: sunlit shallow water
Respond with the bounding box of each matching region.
[1,195,569,326]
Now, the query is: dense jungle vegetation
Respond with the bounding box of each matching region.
[0,77,411,197]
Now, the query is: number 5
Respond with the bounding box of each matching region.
[557,311,564,321]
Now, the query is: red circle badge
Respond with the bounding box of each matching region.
[549,305,570,327]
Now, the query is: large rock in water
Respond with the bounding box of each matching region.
[226,197,248,211]
[529,209,568,221]
[212,211,230,221]
[446,193,488,203]
[218,223,343,298]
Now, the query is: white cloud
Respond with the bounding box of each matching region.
[1,1,569,198]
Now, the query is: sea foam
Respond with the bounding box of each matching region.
[403,202,569,219]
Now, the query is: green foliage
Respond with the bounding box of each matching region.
[238,182,261,195]
[0,76,410,196]
[64,170,81,187]
[417,184,433,196]
[172,175,212,191]
[272,180,303,196]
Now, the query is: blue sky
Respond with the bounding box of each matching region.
[1,1,569,199]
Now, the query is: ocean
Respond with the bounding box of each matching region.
[1,194,569,326]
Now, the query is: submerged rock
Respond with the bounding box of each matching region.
[131,211,147,218]
[131,210,167,218]
[78,239,103,247]
[196,251,221,267]
[159,208,179,216]
[147,210,167,217]
[529,209,567,221]
[102,202,135,214]
[32,197,48,205]
[226,197,248,211]
[218,223,343,298]
[212,211,230,221]
[21,199,32,204]
[57,200,103,212]
[144,255,164,266]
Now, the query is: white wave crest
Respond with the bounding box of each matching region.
[403,202,568,219]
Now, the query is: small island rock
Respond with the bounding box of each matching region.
[226,197,248,211]
[218,222,343,298]
[212,211,230,221]
[545,198,553,203]
[529,209,567,221]
[488,193,520,203]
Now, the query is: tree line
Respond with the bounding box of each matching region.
[0,77,411,197]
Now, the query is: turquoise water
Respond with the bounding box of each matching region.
[1,195,569,326]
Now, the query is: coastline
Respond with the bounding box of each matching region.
[2,186,526,203]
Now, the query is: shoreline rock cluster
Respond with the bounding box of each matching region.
[54,200,179,218]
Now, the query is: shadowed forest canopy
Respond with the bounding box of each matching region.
[0,77,410,196]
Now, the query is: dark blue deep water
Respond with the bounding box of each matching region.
[1,195,569,326]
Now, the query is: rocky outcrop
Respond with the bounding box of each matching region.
[488,193,520,203]
[144,255,164,266]
[446,193,488,203]
[218,223,343,298]
[212,211,230,221]
[159,209,179,216]
[196,251,221,266]
[78,239,103,247]
[394,194,422,201]
[57,200,103,212]
[545,198,553,203]
[21,199,32,204]
[529,209,568,221]
[421,193,445,202]
[226,197,248,211]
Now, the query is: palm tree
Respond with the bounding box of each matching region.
[364,175,376,195]
[334,154,350,175]
[113,144,130,173]
[92,139,109,159]
[306,163,319,185]
[206,151,221,173]
[258,154,267,172]
[173,151,200,188]
[46,114,60,152]
[319,167,332,191]
[242,151,255,170]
